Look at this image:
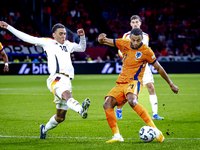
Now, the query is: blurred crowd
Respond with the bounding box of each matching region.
[1,0,200,63]
[100,0,200,59]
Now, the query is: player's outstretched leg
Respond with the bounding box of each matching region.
[80,98,90,119]
[133,103,164,142]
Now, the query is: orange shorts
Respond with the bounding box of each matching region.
[106,80,142,106]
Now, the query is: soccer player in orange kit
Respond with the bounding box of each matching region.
[0,42,9,73]
[116,15,164,120]
[98,28,178,143]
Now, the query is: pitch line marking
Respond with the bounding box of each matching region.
[0,135,200,140]
[0,93,198,96]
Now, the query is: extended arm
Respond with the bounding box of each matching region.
[153,61,179,94]
[98,33,115,47]
[0,21,45,46]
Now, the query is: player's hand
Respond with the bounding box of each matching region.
[98,33,107,44]
[77,28,85,36]
[3,65,9,73]
[169,83,179,94]
[0,21,8,29]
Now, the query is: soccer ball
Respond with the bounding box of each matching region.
[139,126,156,142]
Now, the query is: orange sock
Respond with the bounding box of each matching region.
[105,109,119,134]
[133,103,156,128]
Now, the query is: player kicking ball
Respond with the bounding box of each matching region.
[0,21,90,139]
[98,28,178,143]
[116,15,164,120]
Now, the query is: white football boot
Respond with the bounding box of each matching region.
[154,128,165,142]
[106,133,124,143]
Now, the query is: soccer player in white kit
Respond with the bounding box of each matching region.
[116,15,164,120]
[0,21,91,139]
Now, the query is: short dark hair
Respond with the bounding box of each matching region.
[130,28,143,36]
[52,23,65,33]
[130,15,142,22]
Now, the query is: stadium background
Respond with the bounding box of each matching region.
[0,0,200,74]
[1,1,200,149]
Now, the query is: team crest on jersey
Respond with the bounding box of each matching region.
[135,51,142,59]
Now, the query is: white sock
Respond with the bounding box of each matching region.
[149,95,158,115]
[114,133,120,137]
[43,115,59,133]
[66,98,82,114]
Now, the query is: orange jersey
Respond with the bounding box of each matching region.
[118,31,149,59]
[114,39,156,84]
[0,42,3,52]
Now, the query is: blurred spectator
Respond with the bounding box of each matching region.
[32,57,39,63]
[13,58,20,63]
[95,56,103,63]
[38,56,45,63]
[85,54,92,62]
[114,53,122,63]
[71,53,76,61]
[105,55,112,62]
[161,47,168,56]
[24,55,32,63]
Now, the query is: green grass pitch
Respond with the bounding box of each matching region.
[0,74,200,150]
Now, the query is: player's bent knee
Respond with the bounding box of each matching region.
[56,117,65,123]
[128,99,138,108]
[103,96,117,110]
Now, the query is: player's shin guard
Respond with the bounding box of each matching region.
[43,115,59,133]
[105,109,119,134]
[66,98,82,113]
[133,103,156,128]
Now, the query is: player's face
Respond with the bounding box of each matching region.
[130,19,141,29]
[130,34,143,49]
[53,28,66,44]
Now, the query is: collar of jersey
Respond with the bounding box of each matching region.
[131,42,143,50]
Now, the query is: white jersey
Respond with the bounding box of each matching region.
[122,31,149,46]
[7,25,86,79]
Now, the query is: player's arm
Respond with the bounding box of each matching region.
[118,33,127,59]
[71,28,86,52]
[152,61,178,94]
[0,50,9,73]
[0,21,44,46]
[98,33,115,47]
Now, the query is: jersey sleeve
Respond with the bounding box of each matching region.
[7,25,48,47]
[145,47,157,64]
[69,35,86,53]
[114,39,129,53]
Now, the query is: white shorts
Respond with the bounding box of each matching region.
[47,74,72,110]
[143,63,154,85]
